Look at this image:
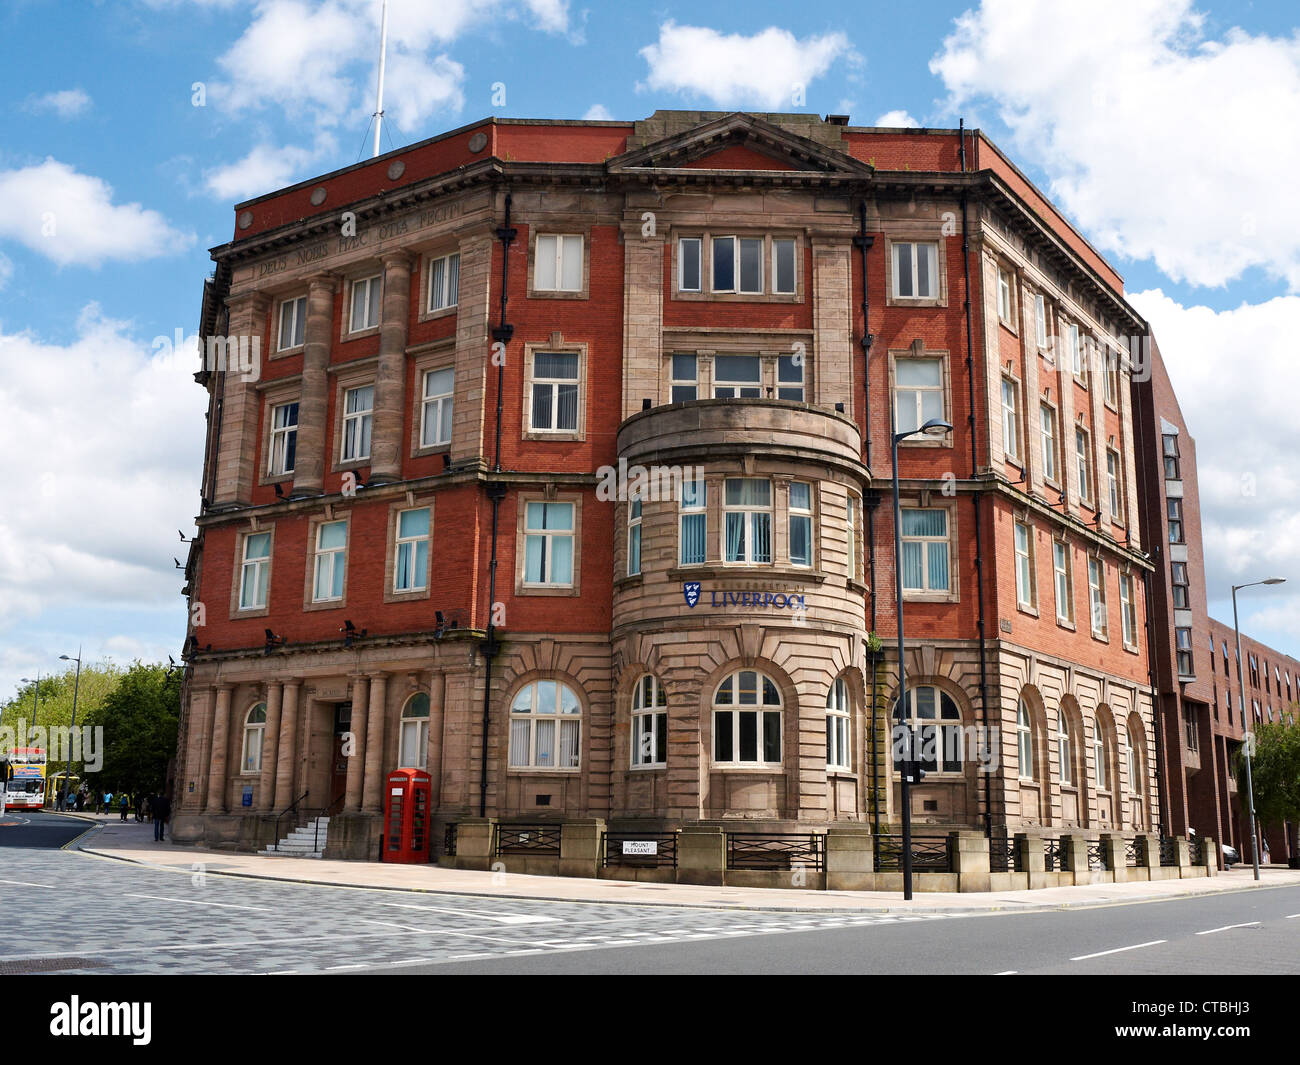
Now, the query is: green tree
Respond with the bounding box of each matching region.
[81,662,181,798]
[1238,720,1300,868]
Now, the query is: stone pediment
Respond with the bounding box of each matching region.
[606,112,874,180]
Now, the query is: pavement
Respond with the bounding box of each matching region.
[69,814,1300,913]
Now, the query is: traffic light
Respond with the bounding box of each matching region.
[903,759,927,784]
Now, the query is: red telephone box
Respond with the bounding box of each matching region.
[382,768,432,863]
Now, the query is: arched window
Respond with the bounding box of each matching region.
[893,686,962,774]
[242,703,267,774]
[826,676,851,770]
[713,670,782,766]
[1017,699,1033,779]
[509,681,581,769]
[631,674,667,767]
[1058,711,1072,785]
[1125,733,1140,795]
[399,693,430,769]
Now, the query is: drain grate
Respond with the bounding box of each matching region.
[0,956,108,974]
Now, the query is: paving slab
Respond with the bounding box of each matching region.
[68,818,1300,913]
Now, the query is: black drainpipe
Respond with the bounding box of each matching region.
[855,198,883,843]
[959,120,993,838]
[479,191,516,817]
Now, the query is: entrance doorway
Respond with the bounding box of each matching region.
[330,702,351,808]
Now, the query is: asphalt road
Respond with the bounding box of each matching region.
[0,811,1297,975]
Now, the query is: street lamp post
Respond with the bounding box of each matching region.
[891,413,953,900]
[58,649,82,812]
[20,674,40,731]
[1231,578,1285,882]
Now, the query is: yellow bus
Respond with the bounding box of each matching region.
[4,747,47,812]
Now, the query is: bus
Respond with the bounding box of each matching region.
[3,747,47,812]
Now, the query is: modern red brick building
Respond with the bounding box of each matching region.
[174,111,1162,860]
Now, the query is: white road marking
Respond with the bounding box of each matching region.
[1071,940,1167,961]
[123,893,270,912]
[370,901,557,925]
[1285,914,1300,920]
[354,918,529,945]
[326,963,366,971]
[1195,922,1259,936]
[0,877,54,888]
[449,953,493,960]
[996,970,1018,975]
[265,970,299,975]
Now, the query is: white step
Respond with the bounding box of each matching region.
[263,815,331,858]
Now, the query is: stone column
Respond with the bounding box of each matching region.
[211,292,270,505]
[451,232,494,468]
[256,681,283,812]
[273,681,300,811]
[451,817,497,872]
[825,826,875,891]
[292,273,337,495]
[344,675,369,812]
[368,253,413,483]
[362,673,388,812]
[181,688,214,812]
[811,237,853,414]
[426,672,446,802]
[1100,832,1127,882]
[950,830,991,892]
[619,215,664,420]
[676,825,726,886]
[558,818,605,878]
[205,685,233,813]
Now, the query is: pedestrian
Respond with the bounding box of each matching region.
[135,793,145,822]
[119,794,129,821]
[104,791,113,816]
[152,792,171,842]
[74,792,84,812]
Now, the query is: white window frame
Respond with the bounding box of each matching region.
[241,703,267,774]
[712,670,783,767]
[278,295,306,352]
[894,357,945,436]
[312,520,348,603]
[895,686,963,775]
[846,493,859,583]
[900,508,950,593]
[349,273,382,333]
[1120,573,1137,648]
[1088,557,1108,638]
[239,532,271,611]
[393,507,430,593]
[268,401,298,477]
[1040,403,1058,481]
[534,234,584,293]
[723,478,772,564]
[1094,722,1109,791]
[997,267,1013,324]
[772,237,797,294]
[426,251,460,313]
[627,495,642,577]
[1058,711,1073,786]
[788,481,813,568]
[1053,540,1072,624]
[678,237,702,292]
[1017,699,1034,779]
[399,693,430,769]
[670,353,698,402]
[892,241,939,300]
[509,681,581,769]
[826,676,851,770]
[631,674,667,768]
[1014,521,1034,608]
[1034,293,1048,350]
[713,353,762,398]
[710,235,765,294]
[1068,322,1083,379]
[1075,426,1092,502]
[1107,448,1123,522]
[1001,377,1020,460]
[679,478,706,566]
[341,384,374,462]
[777,353,805,401]
[529,350,581,432]
[420,367,454,448]
[523,501,575,588]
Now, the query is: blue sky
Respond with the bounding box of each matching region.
[3,0,1300,696]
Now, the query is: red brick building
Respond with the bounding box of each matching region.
[174,111,1160,859]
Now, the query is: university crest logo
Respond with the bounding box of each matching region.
[682,581,701,608]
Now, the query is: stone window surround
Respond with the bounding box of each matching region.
[882,230,950,309]
[522,336,588,443]
[409,341,456,458]
[302,508,351,613]
[995,260,1019,336]
[228,519,275,621]
[1087,550,1110,644]
[1000,365,1025,471]
[1052,535,1077,632]
[383,491,436,604]
[526,225,591,300]
[1105,441,1127,531]
[669,229,804,304]
[257,377,302,488]
[1118,567,1141,655]
[890,679,969,780]
[1013,511,1039,618]
[237,699,268,777]
[1038,391,1063,493]
[898,492,960,604]
[660,346,813,405]
[887,342,955,450]
[504,670,587,775]
[418,245,462,323]
[627,671,668,771]
[329,358,378,474]
[706,666,788,770]
[514,490,583,598]
[340,267,383,341]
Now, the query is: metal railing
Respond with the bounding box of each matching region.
[272,790,309,852]
[1044,837,1065,872]
[1159,837,1180,867]
[1125,838,1143,868]
[1086,841,1108,871]
[875,834,952,873]
[494,823,562,856]
[725,833,825,871]
[442,822,457,858]
[603,832,678,868]
[1189,835,1205,865]
[989,833,1018,873]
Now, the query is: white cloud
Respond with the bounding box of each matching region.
[202,134,337,200]
[638,21,856,109]
[582,104,614,121]
[1130,288,1300,645]
[874,109,919,127]
[210,0,569,133]
[931,0,1300,291]
[25,88,93,118]
[0,305,207,633]
[0,159,193,267]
